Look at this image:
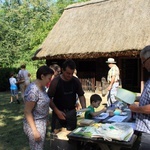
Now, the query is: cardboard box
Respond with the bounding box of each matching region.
[50,129,77,150]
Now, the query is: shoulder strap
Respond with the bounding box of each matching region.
[48,75,61,97]
[53,75,61,95]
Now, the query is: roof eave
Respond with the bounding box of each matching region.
[32,49,141,60]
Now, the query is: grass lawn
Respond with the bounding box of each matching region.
[0,91,95,150]
[0,91,51,150]
[0,91,139,150]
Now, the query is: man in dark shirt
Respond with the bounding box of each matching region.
[48,59,86,133]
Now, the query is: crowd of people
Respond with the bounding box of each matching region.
[9,64,31,104]
[8,45,150,150]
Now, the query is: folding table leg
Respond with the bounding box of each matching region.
[98,143,110,150]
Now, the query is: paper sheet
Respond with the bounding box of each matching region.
[112,122,136,130]
[94,113,109,120]
[107,115,128,122]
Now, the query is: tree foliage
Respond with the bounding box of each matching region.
[0,0,89,68]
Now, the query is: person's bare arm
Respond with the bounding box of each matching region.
[50,99,66,120]
[24,101,41,141]
[108,76,115,91]
[129,103,150,114]
[78,95,86,108]
[90,107,107,117]
[28,73,31,77]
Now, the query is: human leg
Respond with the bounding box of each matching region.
[10,90,14,103]
[66,109,77,131]
[107,91,112,107]
[10,96,13,103]
[19,83,25,100]
[109,82,119,103]
[14,89,20,104]
[16,94,20,104]
[23,120,47,150]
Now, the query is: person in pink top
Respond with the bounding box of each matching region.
[45,64,61,92]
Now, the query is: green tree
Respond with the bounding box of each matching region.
[0,0,89,68]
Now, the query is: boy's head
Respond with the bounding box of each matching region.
[90,94,102,108]
[10,72,14,77]
[20,64,26,69]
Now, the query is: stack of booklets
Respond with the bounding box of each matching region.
[79,119,95,126]
[73,123,134,142]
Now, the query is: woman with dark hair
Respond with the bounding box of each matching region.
[45,64,61,92]
[23,65,54,150]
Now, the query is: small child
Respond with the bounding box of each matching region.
[85,94,106,119]
[9,72,20,104]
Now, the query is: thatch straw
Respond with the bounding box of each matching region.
[33,0,150,60]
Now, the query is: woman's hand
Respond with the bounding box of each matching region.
[33,130,41,142]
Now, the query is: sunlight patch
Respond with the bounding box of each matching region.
[0,122,6,126]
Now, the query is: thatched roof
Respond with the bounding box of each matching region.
[33,0,150,60]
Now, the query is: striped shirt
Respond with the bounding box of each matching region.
[136,79,150,133]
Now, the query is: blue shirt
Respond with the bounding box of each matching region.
[9,77,18,90]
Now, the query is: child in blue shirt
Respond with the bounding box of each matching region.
[85,94,106,119]
[9,72,20,104]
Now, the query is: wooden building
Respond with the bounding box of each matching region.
[32,0,150,93]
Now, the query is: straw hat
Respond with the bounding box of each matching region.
[106,58,116,64]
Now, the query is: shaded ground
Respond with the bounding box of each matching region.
[0,91,139,150]
[0,91,51,150]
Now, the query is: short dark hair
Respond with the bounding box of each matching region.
[50,64,60,71]
[36,65,54,80]
[62,59,76,71]
[90,94,102,104]
[21,64,26,69]
[10,72,14,77]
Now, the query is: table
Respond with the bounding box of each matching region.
[93,103,132,123]
[67,130,137,150]
[99,110,132,123]
[67,103,136,150]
